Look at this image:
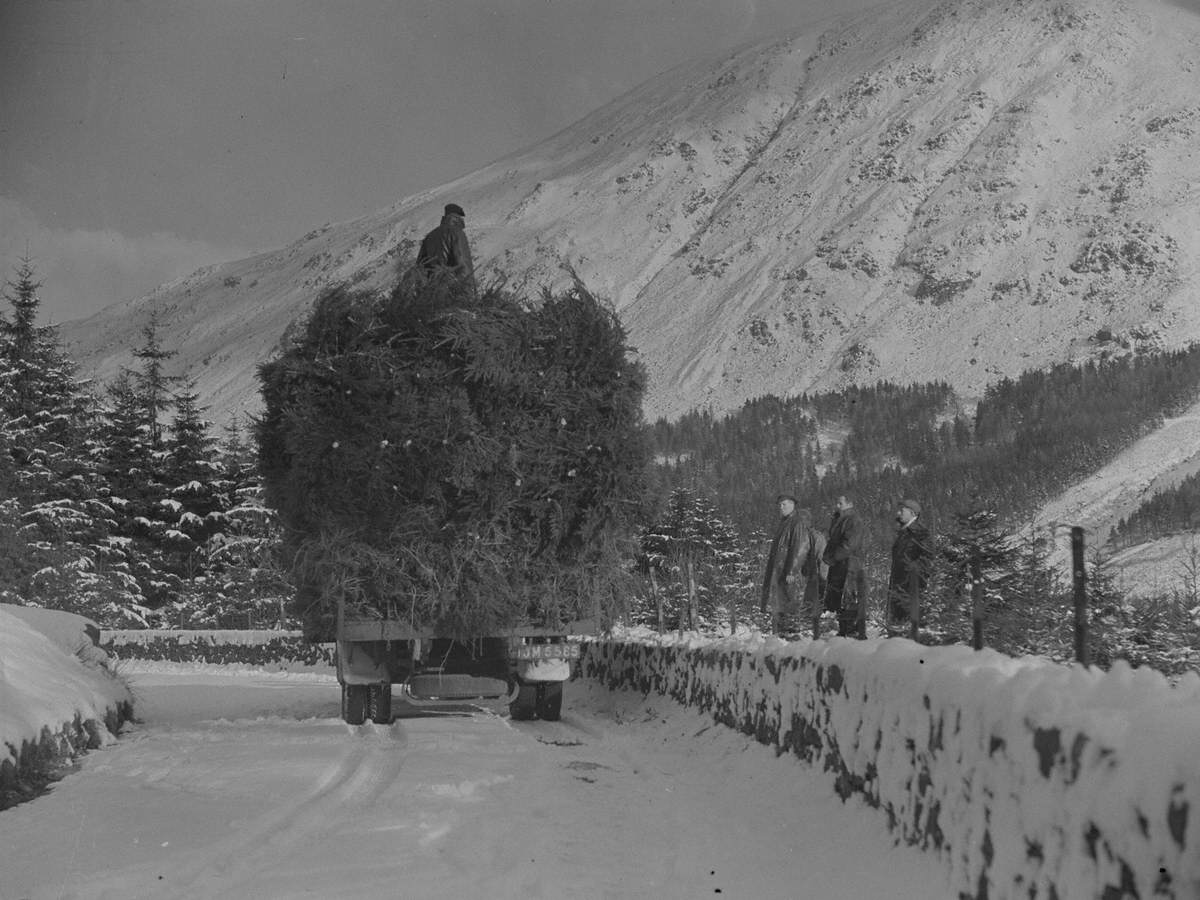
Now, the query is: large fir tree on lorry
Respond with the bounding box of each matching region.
[256,275,649,641]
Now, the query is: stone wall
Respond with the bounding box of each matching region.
[581,634,1200,900]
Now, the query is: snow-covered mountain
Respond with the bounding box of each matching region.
[63,0,1200,429]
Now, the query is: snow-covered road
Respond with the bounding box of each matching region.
[0,667,954,899]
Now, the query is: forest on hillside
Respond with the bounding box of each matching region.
[1112,471,1200,547]
[636,350,1200,676]
[647,348,1200,554]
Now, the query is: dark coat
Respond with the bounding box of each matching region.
[822,506,867,632]
[761,511,826,612]
[889,520,931,597]
[417,214,474,280]
[822,507,864,570]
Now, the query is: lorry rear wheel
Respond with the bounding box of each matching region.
[535,682,563,721]
[509,683,537,720]
[367,684,392,724]
[342,684,368,725]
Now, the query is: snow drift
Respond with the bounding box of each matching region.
[0,605,133,806]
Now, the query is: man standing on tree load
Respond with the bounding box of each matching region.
[822,494,867,638]
[888,498,931,637]
[761,494,826,639]
[417,202,474,285]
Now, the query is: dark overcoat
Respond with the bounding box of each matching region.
[889,520,931,597]
[417,214,474,280]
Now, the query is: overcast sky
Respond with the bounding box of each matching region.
[0,0,888,323]
[3,0,1197,324]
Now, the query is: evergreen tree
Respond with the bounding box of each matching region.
[998,528,1071,658]
[634,488,745,631]
[0,258,146,623]
[97,368,156,501]
[86,329,266,624]
[922,503,1014,647]
[160,379,226,582]
[148,387,289,629]
[166,380,219,486]
[131,311,179,451]
[95,357,177,608]
[0,496,24,604]
[196,419,291,628]
[0,256,93,473]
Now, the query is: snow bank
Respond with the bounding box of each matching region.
[4,604,103,657]
[0,605,133,805]
[582,631,1200,900]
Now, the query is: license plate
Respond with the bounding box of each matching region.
[512,643,581,660]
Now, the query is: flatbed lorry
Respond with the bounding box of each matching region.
[335,595,589,724]
[258,281,645,726]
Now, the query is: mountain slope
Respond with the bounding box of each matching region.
[63,0,1200,431]
[1028,392,1200,583]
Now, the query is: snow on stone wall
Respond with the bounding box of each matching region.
[581,630,1200,900]
[101,630,334,667]
[103,629,305,646]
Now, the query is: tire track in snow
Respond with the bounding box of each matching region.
[174,722,410,899]
[69,720,409,900]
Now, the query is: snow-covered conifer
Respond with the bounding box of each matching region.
[0,259,144,622]
[635,488,745,630]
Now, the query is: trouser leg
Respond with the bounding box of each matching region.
[888,587,912,636]
[806,577,825,639]
[775,582,801,636]
[854,566,867,639]
[824,563,846,612]
[837,604,858,637]
[833,564,865,638]
[767,581,788,634]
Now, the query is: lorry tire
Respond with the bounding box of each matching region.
[367,684,392,724]
[509,683,537,721]
[535,682,563,721]
[342,684,368,725]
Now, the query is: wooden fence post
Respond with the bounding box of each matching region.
[1072,526,1090,665]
